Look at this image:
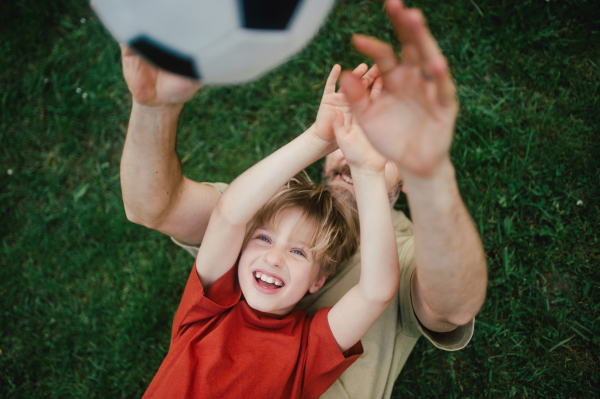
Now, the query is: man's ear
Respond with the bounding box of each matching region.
[309,273,329,294]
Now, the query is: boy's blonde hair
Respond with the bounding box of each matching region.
[242,173,360,278]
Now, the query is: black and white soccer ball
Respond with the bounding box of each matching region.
[93,0,336,84]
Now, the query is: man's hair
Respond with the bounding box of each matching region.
[242,173,360,278]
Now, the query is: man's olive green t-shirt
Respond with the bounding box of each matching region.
[172,182,474,399]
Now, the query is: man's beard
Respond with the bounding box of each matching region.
[322,164,403,210]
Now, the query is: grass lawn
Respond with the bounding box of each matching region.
[1,0,599,397]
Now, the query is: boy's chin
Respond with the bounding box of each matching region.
[245,296,291,316]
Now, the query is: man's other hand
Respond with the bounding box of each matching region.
[340,0,458,178]
[121,44,203,107]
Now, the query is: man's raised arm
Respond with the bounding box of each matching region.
[340,0,487,332]
[119,45,219,245]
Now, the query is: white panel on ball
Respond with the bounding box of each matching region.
[198,30,293,84]
[94,0,239,55]
[92,0,337,84]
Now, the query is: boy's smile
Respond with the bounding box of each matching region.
[238,208,327,315]
[253,270,284,291]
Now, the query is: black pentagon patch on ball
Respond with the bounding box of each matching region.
[240,0,302,30]
[130,36,201,79]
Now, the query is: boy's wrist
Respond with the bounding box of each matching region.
[349,166,386,181]
[305,124,338,155]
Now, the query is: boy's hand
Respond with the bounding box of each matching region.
[339,0,458,177]
[332,110,387,173]
[313,63,382,148]
[121,44,204,107]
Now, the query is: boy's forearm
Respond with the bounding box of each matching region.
[350,168,399,303]
[120,102,184,226]
[217,126,333,225]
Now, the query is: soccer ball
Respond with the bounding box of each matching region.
[93,0,336,84]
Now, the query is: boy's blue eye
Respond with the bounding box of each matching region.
[258,236,270,243]
[292,249,305,257]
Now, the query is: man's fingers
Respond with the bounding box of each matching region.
[386,0,415,49]
[339,71,370,115]
[120,43,136,57]
[400,43,420,66]
[352,35,398,76]
[386,0,442,68]
[430,56,456,107]
[339,63,369,94]
[324,64,342,95]
[408,10,443,67]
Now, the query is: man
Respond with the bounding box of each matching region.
[119,1,487,398]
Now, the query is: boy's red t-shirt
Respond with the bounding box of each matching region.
[142,262,363,399]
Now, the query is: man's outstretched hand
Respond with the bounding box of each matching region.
[340,0,458,177]
[121,44,203,107]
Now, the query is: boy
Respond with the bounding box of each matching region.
[142,66,399,399]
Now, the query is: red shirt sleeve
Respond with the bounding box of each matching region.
[300,307,364,399]
[170,261,241,346]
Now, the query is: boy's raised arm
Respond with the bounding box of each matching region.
[327,111,400,353]
[195,64,384,290]
[195,126,335,289]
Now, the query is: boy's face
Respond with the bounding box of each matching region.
[238,208,327,316]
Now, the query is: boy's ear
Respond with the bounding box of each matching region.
[309,273,329,294]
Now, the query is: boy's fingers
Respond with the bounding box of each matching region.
[339,72,371,115]
[370,76,383,100]
[360,64,380,90]
[324,64,342,95]
[351,63,369,77]
[332,110,348,140]
[362,64,380,81]
[352,35,398,76]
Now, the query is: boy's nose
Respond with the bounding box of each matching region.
[264,248,283,268]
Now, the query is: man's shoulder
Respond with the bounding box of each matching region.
[391,208,413,238]
[202,182,229,195]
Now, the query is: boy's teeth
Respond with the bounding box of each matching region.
[256,272,283,287]
[342,174,353,184]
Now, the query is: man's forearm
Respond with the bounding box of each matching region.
[405,157,487,330]
[120,101,185,227]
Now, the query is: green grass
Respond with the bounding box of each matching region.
[1,0,599,397]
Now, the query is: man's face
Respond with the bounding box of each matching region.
[323,149,404,209]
